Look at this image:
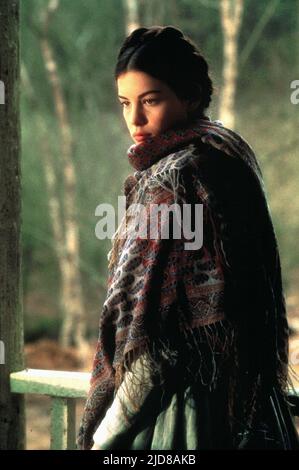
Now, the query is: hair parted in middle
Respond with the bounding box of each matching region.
[115,25,213,119]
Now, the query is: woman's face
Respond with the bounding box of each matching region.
[117,70,190,144]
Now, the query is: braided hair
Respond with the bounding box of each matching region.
[115,25,213,119]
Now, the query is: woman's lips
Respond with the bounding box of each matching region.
[133,133,151,143]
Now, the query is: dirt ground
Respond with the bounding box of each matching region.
[24,322,299,450]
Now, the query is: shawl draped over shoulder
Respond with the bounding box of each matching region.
[77,117,292,450]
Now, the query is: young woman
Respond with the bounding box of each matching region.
[77,26,298,450]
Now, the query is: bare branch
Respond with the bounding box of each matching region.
[40,0,60,36]
[233,0,244,32]
[239,0,280,67]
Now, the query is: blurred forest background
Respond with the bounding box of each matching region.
[20,0,299,360]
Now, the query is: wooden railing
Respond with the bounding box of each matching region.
[10,369,299,450]
[10,369,90,450]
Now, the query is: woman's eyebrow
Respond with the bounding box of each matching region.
[118,90,162,99]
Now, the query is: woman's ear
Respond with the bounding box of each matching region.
[186,99,202,118]
[187,99,201,113]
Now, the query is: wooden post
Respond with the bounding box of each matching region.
[50,397,76,450]
[0,0,25,450]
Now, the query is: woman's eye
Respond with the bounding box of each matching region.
[143,98,158,105]
[119,98,158,108]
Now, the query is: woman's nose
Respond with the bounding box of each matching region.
[130,103,147,126]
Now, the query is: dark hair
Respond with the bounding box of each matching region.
[114,25,213,119]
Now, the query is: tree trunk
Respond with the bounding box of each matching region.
[123,0,140,35]
[219,0,244,129]
[0,0,25,449]
[298,0,299,71]
[39,0,88,352]
[140,0,162,25]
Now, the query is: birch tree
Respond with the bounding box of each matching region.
[123,0,140,35]
[38,0,88,352]
[219,0,244,129]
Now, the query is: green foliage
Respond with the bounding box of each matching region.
[24,315,62,342]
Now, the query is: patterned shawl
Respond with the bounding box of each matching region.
[77,116,289,450]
